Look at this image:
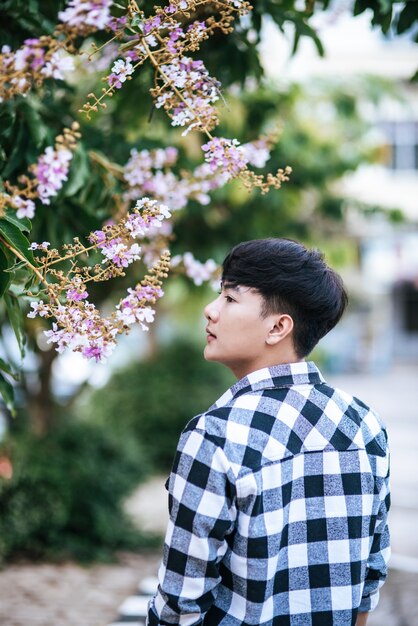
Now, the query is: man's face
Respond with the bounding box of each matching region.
[204,284,274,379]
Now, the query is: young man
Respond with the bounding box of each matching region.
[147,238,390,626]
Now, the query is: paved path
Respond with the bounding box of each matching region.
[327,364,418,626]
[118,363,418,626]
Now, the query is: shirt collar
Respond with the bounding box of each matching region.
[211,361,325,409]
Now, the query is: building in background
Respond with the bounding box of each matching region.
[261,7,418,371]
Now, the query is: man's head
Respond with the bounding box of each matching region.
[204,238,347,378]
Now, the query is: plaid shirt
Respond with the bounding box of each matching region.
[147,361,390,626]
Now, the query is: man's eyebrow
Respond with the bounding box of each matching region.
[221,282,241,293]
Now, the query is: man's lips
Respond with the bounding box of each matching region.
[206,327,216,342]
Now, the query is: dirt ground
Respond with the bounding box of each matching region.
[1,553,418,626]
[0,551,161,626]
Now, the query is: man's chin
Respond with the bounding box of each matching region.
[203,344,219,362]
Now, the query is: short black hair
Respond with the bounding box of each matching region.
[222,238,348,358]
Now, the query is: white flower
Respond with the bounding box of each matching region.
[27,301,48,318]
[116,306,136,326]
[155,93,170,109]
[111,58,134,79]
[129,243,142,258]
[158,204,171,219]
[145,35,157,47]
[241,141,270,168]
[13,196,36,219]
[13,49,28,71]
[41,51,75,80]
[182,252,218,286]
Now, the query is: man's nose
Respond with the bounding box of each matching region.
[204,297,220,321]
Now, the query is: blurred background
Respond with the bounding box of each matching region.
[0,1,417,624]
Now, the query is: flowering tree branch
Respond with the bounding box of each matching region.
[12,199,171,362]
[0,0,292,365]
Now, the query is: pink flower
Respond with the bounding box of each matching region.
[81,343,108,361]
[241,139,270,168]
[89,229,106,245]
[107,15,128,32]
[201,137,248,178]
[13,196,36,219]
[58,0,112,33]
[66,288,89,301]
[33,146,73,205]
[99,239,142,268]
[182,252,218,286]
[156,57,220,135]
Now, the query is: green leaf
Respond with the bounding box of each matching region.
[377,0,392,14]
[19,100,48,148]
[291,20,325,57]
[1,120,27,179]
[4,207,32,233]
[130,14,142,29]
[0,371,16,417]
[396,2,418,34]
[0,357,19,381]
[0,219,36,266]
[375,7,393,34]
[0,106,16,142]
[4,293,26,358]
[353,0,369,17]
[0,246,12,297]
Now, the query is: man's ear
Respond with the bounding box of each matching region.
[265,314,294,345]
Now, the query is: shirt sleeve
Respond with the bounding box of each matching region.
[359,459,391,613]
[147,425,237,626]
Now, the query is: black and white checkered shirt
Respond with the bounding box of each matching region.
[147,361,390,626]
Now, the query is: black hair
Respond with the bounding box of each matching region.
[221,238,348,358]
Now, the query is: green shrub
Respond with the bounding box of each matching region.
[0,420,154,563]
[83,340,234,470]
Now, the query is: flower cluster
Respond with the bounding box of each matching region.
[153,56,220,134]
[202,136,292,193]
[116,283,163,330]
[0,39,74,101]
[80,0,251,128]
[58,0,112,35]
[31,253,169,362]
[1,123,80,220]
[33,146,73,206]
[202,136,274,178]
[0,0,297,365]
[123,146,212,211]
[202,137,248,178]
[25,199,171,361]
[0,0,118,102]
[121,137,274,214]
[180,252,219,286]
[169,251,221,291]
[241,139,271,168]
